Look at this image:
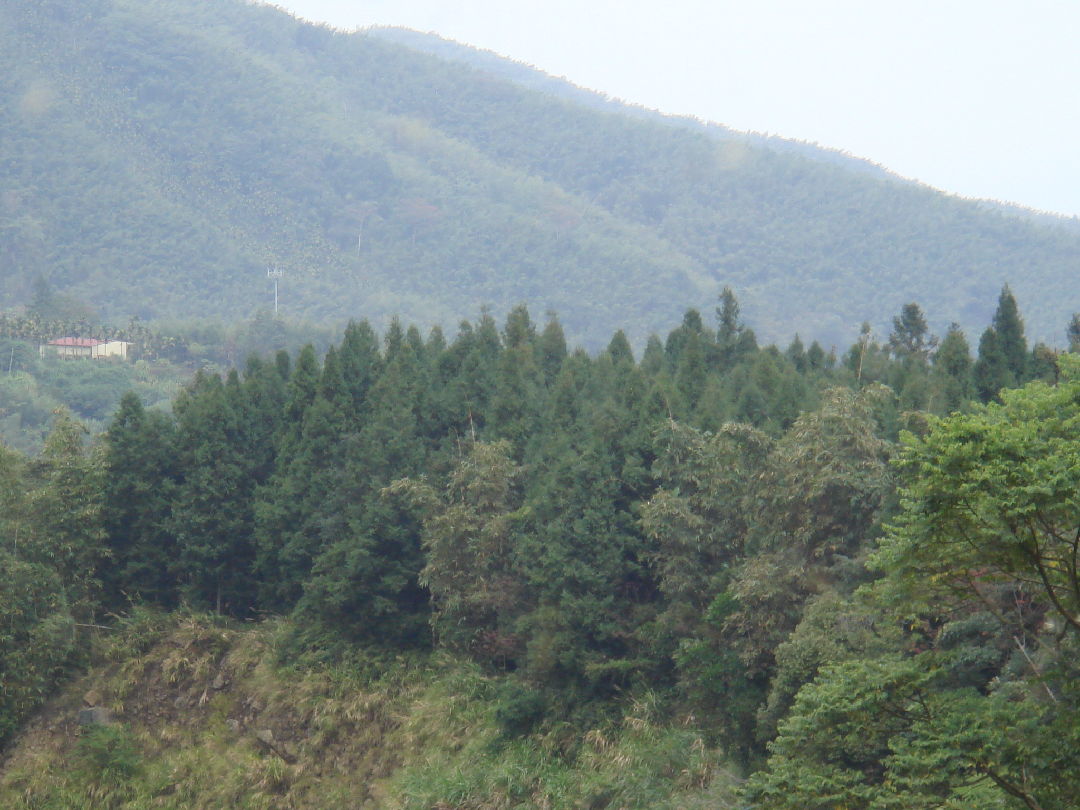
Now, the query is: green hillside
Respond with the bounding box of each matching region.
[3,296,1079,808]
[2,0,1080,347]
[0,614,737,809]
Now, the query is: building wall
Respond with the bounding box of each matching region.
[91,341,130,359]
[48,344,93,358]
[40,340,132,360]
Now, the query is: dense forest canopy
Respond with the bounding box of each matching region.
[2,0,1080,349]
[4,0,1080,804]
[3,290,1080,807]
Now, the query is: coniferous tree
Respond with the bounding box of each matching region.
[640,335,665,377]
[254,348,349,611]
[101,393,179,607]
[887,302,936,362]
[280,344,320,452]
[974,327,1012,403]
[675,329,708,411]
[24,411,108,622]
[491,307,542,447]
[425,325,447,356]
[734,327,759,364]
[299,328,429,641]
[518,422,649,689]
[536,314,568,386]
[991,284,1027,383]
[785,335,807,373]
[1067,313,1080,353]
[716,286,743,370]
[238,354,289,482]
[448,312,502,438]
[734,377,768,427]
[338,320,382,423]
[171,372,256,613]
[665,309,708,368]
[930,324,974,413]
[605,329,634,367]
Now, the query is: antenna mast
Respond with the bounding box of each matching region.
[267,267,284,315]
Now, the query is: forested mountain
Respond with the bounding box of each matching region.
[366,26,901,179]
[3,0,1080,348]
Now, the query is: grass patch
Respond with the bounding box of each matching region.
[1,616,741,808]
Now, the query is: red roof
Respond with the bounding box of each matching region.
[48,337,106,347]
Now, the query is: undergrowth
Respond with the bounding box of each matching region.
[0,613,741,808]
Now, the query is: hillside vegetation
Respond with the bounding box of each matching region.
[1,613,735,809]
[3,293,1079,808]
[3,0,1080,347]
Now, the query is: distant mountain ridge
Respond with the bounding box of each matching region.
[366,26,899,181]
[368,28,1080,226]
[2,0,1079,348]
[368,26,1080,235]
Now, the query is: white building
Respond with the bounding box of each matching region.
[41,337,133,360]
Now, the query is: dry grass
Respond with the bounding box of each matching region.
[0,615,738,809]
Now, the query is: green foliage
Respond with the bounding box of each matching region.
[0,552,74,745]
[748,355,1080,809]
[0,431,87,744]
[888,301,936,361]
[71,724,142,786]
[389,440,524,658]
[878,355,1080,636]
[642,420,771,623]
[493,681,548,739]
[10,295,1078,808]
[992,284,1028,383]
[747,652,1079,809]
[170,372,258,613]
[23,411,108,620]
[932,323,975,413]
[3,0,1080,350]
[101,392,179,608]
[974,326,1012,402]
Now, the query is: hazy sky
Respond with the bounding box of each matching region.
[270,0,1080,218]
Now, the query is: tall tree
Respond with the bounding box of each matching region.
[716,285,744,370]
[880,355,1080,639]
[1066,313,1080,353]
[931,323,974,413]
[992,284,1027,383]
[388,440,525,661]
[23,411,108,621]
[170,373,256,614]
[299,331,429,642]
[101,393,179,607]
[254,387,346,612]
[536,314,569,386]
[887,302,936,362]
[974,327,1012,403]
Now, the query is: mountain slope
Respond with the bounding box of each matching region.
[0,614,736,808]
[2,0,1079,347]
[366,26,899,180]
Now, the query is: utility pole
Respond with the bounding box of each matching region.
[267,267,284,315]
